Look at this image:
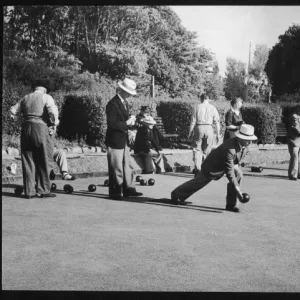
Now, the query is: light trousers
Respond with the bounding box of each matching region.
[138,152,166,173]
[107,144,136,196]
[288,141,300,179]
[192,125,214,171]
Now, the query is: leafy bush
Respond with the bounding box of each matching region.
[2,80,31,136]
[276,93,300,103]
[58,92,108,147]
[241,106,276,144]
[280,103,300,127]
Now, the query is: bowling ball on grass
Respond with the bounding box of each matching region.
[14,186,24,196]
[88,184,96,192]
[240,193,250,203]
[64,184,74,194]
[140,179,147,186]
[136,175,143,182]
[148,178,155,186]
[51,183,57,191]
[104,179,109,186]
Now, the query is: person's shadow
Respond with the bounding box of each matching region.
[2,184,223,214]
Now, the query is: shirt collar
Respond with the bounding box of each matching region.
[117,93,125,103]
[231,107,239,114]
[35,87,46,93]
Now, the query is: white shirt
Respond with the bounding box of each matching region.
[190,100,220,128]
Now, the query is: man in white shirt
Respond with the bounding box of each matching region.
[188,93,221,176]
[10,79,59,198]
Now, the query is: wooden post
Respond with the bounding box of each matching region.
[151,76,155,98]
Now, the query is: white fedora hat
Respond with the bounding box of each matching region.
[118,78,137,95]
[235,124,257,140]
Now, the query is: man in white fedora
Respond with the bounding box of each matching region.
[171,124,257,212]
[105,78,143,200]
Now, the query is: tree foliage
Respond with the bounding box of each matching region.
[3,5,224,99]
[224,57,246,100]
[265,24,300,98]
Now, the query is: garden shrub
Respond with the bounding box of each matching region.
[280,102,300,127]
[241,106,276,144]
[2,80,31,136]
[58,92,108,147]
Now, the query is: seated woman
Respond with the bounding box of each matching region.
[134,107,165,174]
[224,98,244,141]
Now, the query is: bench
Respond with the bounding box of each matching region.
[154,117,179,139]
[276,122,287,143]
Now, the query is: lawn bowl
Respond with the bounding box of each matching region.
[88,184,96,192]
[64,184,74,194]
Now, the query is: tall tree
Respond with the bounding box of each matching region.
[224,57,246,100]
[265,24,300,97]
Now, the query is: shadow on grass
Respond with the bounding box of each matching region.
[244,174,289,180]
[2,189,223,214]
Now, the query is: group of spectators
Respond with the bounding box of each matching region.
[10,77,300,212]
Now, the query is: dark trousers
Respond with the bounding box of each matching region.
[171,167,242,207]
[21,121,51,196]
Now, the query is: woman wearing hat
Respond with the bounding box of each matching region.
[105,78,143,200]
[224,98,244,141]
[134,106,165,174]
[171,124,257,213]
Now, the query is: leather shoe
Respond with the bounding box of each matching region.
[288,176,297,181]
[170,196,179,205]
[123,192,143,197]
[49,169,56,180]
[109,194,124,200]
[40,193,56,198]
[225,205,240,213]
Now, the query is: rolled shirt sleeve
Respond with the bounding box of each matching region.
[10,98,23,122]
[212,107,220,125]
[224,148,238,187]
[189,106,197,130]
[43,94,59,126]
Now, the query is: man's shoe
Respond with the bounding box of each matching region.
[288,176,297,181]
[49,170,56,180]
[62,173,76,180]
[109,194,124,200]
[225,205,240,213]
[40,193,56,198]
[123,191,143,197]
[170,196,179,205]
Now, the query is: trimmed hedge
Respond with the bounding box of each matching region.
[241,106,276,144]
[57,93,158,147]
[280,103,300,129]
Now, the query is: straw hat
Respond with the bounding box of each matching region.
[118,78,137,95]
[235,124,257,140]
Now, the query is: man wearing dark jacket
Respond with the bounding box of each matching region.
[105,78,143,200]
[171,124,257,213]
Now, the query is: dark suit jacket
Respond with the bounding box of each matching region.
[201,137,247,186]
[105,94,129,149]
